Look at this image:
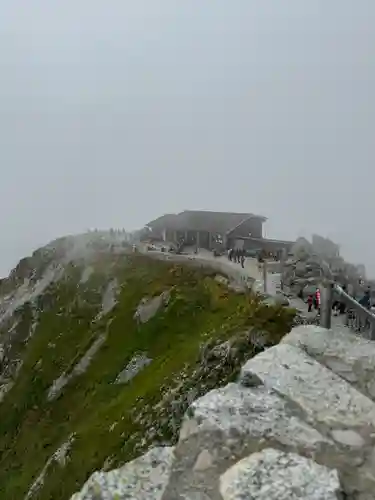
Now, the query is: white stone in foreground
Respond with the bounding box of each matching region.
[241,343,375,428]
[220,448,341,500]
[70,446,174,500]
[180,383,331,451]
[282,325,375,399]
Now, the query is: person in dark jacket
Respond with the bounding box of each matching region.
[235,248,240,263]
[307,294,313,313]
[359,289,371,309]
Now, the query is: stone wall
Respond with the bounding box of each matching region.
[70,325,375,499]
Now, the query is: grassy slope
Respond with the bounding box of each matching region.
[0,254,295,500]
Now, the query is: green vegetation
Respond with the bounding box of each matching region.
[0,254,295,500]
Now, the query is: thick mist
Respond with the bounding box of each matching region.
[1,1,374,276]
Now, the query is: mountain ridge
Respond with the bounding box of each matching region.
[0,233,294,499]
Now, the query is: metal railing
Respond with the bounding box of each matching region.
[319,281,375,339]
[286,254,375,339]
[333,284,375,339]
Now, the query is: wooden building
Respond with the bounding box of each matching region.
[143,210,293,254]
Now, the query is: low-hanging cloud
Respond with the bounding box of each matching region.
[1,1,374,276]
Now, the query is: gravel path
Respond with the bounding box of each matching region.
[138,245,280,296]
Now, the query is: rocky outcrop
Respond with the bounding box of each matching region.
[115,353,152,384]
[70,447,175,500]
[47,334,107,401]
[283,235,367,299]
[281,256,324,296]
[134,291,171,324]
[220,448,341,499]
[71,325,375,499]
[282,325,375,404]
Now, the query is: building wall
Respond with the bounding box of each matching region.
[228,218,264,239]
[228,237,293,254]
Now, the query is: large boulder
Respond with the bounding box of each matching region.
[220,448,341,500]
[71,326,375,500]
[162,382,335,499]
[264,292,290,307]
[241,343,375,498]
[295,261,308,277]
[282,325,375,400]
[70,447,175,500]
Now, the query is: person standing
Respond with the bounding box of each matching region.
[315,288,321,311]
[359,289,371,309]
[307,294,313,313]
[234,248,239,263]
[240,252,245,269]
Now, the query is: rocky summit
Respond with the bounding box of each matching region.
[2,233,375,499]
[0,233,294,499]
[71,324,375,500]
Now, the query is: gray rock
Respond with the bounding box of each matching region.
[98,279,119,318]
[134,291,170,324]
[240,371,263,388]
[281,325,375,401]
[331,429,365,448]
[79,266,94,284]
[214,275,229,286]
[193,449,214,471]
[264,293,290,307]
[115,353,152,384]
[220,448,342,500]
[179,383,331,452]
[70,326,375,500]
[295,262,308,276]
[70,446,174,500]
[241,343,375,428]
[47,334,106,400]
[162,383,334,499]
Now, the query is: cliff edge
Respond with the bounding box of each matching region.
[71,325,375,500]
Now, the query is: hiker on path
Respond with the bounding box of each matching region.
[307,294,313,313]
[359,289,371,310]
[240,253,245,268]
[228,248,233,261]
[314,288,321,311]
[234,248,239,263]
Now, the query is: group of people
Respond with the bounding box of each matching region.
[304,285,373,317]
[305,287,345,315]
[304,289,321,313]
[228,248,246,268]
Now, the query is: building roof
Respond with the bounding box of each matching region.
[146,213,177,230]
[146,210,267,234]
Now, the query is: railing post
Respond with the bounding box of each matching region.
[279,248,287,291]
[370,322,375,341]
[320,281,333,329]
[263,260,268,294]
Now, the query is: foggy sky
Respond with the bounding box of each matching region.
[1,1,374,277]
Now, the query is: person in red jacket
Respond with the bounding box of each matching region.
[315,288,321,311]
